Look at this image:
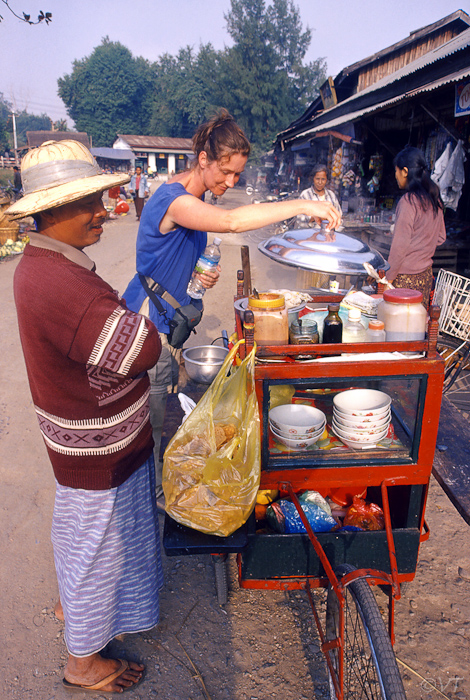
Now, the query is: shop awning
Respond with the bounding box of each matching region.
[285,65,470,146]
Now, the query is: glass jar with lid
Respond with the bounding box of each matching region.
[248,293,289,345]
[289,318,319,345]
[377,288,427,341]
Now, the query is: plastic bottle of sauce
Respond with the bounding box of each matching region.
[322,303,343,343]
[248,293,289,345]
[366,319,386,342]
[376,288,427,341]
[342,308,367,343]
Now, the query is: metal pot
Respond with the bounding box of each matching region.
[182,345,229,384]
[258,227,388,276]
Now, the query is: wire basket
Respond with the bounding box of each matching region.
[434,269,470,340]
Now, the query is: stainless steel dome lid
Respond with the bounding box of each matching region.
[258,228,389,276]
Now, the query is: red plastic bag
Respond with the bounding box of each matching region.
[343,496,385,531]
[115,200,129,214]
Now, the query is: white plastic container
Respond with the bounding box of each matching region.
[366,319,386,342]
[377,288,427,341]
[342,308,367,343]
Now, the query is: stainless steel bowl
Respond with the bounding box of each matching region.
[182,345,229,384]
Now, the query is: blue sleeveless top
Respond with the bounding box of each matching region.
[123,183,207,333]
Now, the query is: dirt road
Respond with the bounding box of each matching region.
[1,190,469,699]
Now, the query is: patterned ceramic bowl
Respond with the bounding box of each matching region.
[333,389,391,416]
[269,404,326,434]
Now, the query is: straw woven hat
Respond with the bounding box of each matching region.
[6,140,130,220]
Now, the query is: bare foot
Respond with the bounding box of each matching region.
[54,599,64,621]
[64,653,144,692]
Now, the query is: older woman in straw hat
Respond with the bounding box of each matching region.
[8,141,163,693]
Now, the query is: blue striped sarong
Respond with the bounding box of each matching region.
[51,456,163,657]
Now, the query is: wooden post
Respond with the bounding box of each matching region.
[241,245,252,297]
[427,306,440,358]
[236,270,244,299]
[244,308,255,359]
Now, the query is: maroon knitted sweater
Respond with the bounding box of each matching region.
[14,240,161,490]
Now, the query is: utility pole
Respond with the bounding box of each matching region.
[12,111,19,165]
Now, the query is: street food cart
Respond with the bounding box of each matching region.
[163,262,445,700]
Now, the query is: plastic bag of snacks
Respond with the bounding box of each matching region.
[266,496,336,534]
[163,340,260,537]
[343,496,385,531]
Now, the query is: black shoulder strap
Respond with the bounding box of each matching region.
[138,274,168,317]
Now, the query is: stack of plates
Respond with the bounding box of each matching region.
[332,389,391,449]
[269,403,326,450]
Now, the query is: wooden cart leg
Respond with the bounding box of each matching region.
[211,553,228,605]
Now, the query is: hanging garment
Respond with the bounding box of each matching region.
[438,140,466,211]
[431,142,452,185]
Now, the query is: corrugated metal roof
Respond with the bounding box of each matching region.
[117,134,193,151]
[338,10,470,79]
[287,65,470,144]
[91,147,134,161]
[351,27,470,99]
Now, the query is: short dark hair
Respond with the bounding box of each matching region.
[312,164,328,177]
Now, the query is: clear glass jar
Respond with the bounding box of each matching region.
[289,318,319,345]
[248,293,289,345]
[377,288,427,341]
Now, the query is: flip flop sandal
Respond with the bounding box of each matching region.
[62,658,141,692]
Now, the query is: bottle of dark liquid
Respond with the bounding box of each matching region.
[322,303,343,343]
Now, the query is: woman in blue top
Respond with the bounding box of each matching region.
[123,110,341,505]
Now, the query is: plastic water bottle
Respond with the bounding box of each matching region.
[186,237,222,299]
[342,308,367,343]
[366,320,386,343]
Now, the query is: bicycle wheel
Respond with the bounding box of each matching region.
[436,335,470,413]
[325,564,406,700]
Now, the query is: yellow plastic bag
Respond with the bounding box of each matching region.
[162,340,260,537]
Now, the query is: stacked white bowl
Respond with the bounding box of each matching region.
[332,389,392,449]
[269,403,326,450]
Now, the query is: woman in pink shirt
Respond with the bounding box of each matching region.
[387,146,446,307]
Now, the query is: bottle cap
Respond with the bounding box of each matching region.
[327,303,340,312]
[383,288,423,304]
[348,307,362,321]
[213,237,222,245]
[368,320,385,330]
[248,293,285,309]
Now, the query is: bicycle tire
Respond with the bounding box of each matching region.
[212,554,228,606]
[325,564,406,700]
[436,335,470,413]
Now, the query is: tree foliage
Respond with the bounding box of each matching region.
[150,44,222,138]
[56,1,326,152]
[58,37,155,146]
[0,93,11,153]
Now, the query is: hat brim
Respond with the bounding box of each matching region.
[6,173,131,220]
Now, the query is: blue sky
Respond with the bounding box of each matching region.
[1,0,468,124]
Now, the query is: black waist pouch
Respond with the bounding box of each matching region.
[139,275,202,349]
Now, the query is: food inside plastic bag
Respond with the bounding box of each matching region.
[269,384,295,409]
[163,341,260,537]
[298,490,332,515]
[343,496,385,531]
[266,499,337,534]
